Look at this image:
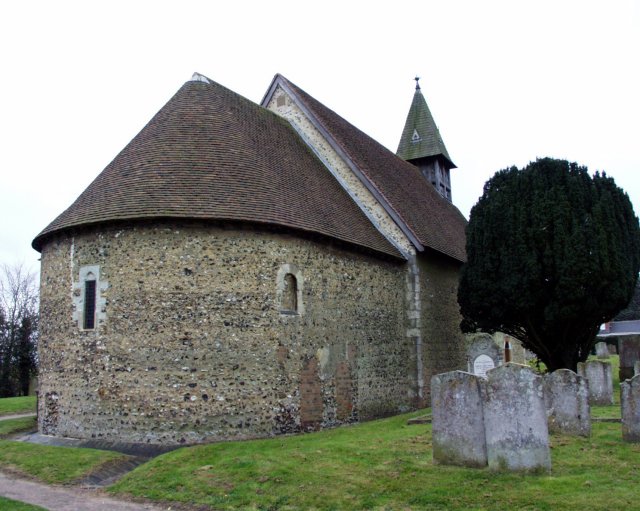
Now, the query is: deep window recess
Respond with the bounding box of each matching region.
[282,273,298,313]
[83,279,97,329]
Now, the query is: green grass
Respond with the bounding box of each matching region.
[0,496,46,510]
[0,416,37,437]
[0,396,36,416]
[0,441,131,484]
[109,411,640,511]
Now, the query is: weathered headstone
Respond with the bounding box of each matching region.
[621,375,640,443]
[595,341,609,359]
[543,369,591,437]
[577,360,614,405]
[619,335,640,382]
[467,335,501,377]
[483,364,551,472]
[635,360,640,376]
[431,371,487,468]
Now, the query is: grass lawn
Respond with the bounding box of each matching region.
[0,416,37,438]
[109,410,639,511]
[0,441,131,485]
[0,396,36,416]
[0,496,46,510]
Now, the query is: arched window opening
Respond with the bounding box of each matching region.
[282,273,298,314]
[83,273,97,330]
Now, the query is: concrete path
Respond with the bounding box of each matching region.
[0,472,170,511]
[0,412,37,421]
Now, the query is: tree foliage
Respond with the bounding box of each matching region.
[0,263,38,397]
[613,279,640,321]
[459,158,640,371]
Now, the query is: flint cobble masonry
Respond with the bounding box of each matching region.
[38,222,417,444]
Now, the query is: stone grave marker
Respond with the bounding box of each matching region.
[621,375,640,443]
[543,369,591,437]
[619,335,640,381]
[595,341,609,359]
[467,335,501,378]
[577,360,614,405]
[431,371,487,467]
[483,364,551,472]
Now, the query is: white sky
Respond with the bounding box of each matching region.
[1,0,639,273]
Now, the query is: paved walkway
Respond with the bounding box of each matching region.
[0,412,37,421]
[1,417,181,510]
[0,472,170,511]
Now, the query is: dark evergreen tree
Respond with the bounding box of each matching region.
[459,158,640,371]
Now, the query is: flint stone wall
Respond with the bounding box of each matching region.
[621,375,640,442]
[431,371,486,467]
[483,364,551,472]
[418,253,467,403]
[543,369,590,437]
[577,360,614,405]
[38,222,415,444]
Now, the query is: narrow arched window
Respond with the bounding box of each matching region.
[277,264,304,316]
[83,273,97,330]
[282,273,298,313]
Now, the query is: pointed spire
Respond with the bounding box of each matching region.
[396,79,455,169]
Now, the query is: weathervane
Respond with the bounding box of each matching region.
[414,76,421,90]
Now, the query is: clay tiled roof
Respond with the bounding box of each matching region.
[274,75,467,262]
[32,77,401,259]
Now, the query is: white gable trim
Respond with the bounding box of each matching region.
[262,76,424,253]
[286,119,410,260]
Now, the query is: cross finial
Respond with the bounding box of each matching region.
[414,76,421,90]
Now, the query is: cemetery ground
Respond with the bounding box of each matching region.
[0,396,36,416]
[0,357,637,510]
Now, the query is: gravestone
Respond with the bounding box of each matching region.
[595,341,609,359]
[473,355,495,378]
[483,364,551,472]
[621,375,640,442]
[543,369,591,437]
[635,360,640,376]
[467,335,501,377]
[431,371,487,467]
[577,360,614,405]
[619,335,640,382]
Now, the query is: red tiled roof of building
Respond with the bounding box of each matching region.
[274,75,467,263]
[32,77,402,259]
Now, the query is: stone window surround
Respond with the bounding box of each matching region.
[72,264,108,331]
[276,263,304,316]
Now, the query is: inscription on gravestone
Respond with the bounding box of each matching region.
[473,354,495,378]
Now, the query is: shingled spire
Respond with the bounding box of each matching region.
[396,78,455,202]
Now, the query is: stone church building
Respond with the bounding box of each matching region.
[32,73,467,445]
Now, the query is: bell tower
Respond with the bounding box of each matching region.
[396,77,456,201]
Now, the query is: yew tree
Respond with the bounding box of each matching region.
[459,158,640,371]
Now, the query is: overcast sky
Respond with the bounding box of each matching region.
[2,0,639,274]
